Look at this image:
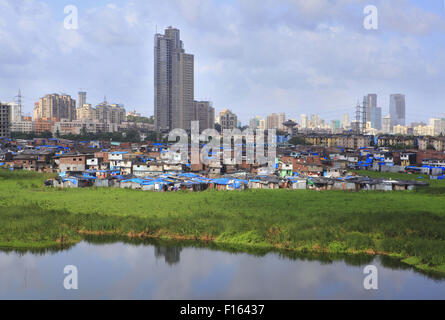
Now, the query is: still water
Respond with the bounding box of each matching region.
[0,238,444,299]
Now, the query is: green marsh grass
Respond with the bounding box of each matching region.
[1,169,445,274]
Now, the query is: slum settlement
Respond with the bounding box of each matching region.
[1,137,441,192]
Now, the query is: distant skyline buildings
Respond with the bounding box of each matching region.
[78,91,87,109]
[193,100,215,131]
[389,94,406,128]
[0,103,10,137]
[219,109,238,130]
[365,94,382,131]
[2,0,445,128]
[33,93,76,122]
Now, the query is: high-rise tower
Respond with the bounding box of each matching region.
[389,94,406,128]
[78,91,87,108]
[154,26,194,131]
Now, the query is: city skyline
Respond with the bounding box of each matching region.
[1,0,445,124]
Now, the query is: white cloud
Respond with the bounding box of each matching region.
[0,0,445,122]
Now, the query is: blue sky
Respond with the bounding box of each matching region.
[1,0,445,124]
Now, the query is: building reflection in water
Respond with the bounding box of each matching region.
[154,245,182,265]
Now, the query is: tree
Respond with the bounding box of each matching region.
[41,131,53,139]
[127,115,154,124]
[288,136,306,146]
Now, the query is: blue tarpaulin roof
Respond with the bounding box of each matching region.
[211,178,231,185]
[121,178,147,184]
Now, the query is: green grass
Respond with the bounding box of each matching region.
[1,169,445,274]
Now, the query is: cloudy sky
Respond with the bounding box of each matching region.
[1,0,445,124]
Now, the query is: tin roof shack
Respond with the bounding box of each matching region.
[190,158,204,172]
[94,177,113,188]
[382,179,429,191]
[332,177,360,191]
[51,175,95,188]
[287,177,307,189]
[248,176,281,189]
[109,152,134,175]
[146,162,164,175]
[163,163,185,173]
[210,177,248,191]
[0,151,13,162]
[238,159,256,174]
[422,158,445,169]
[120,178,146,190]
[325,167,342,178]
[10,154,38,171]
[33,151,55,172]
[400,152,417,166]
[86,157,106,171]
[54,154,92,173]
[307,177,334,190]
[278,159,294,178]
[208,162,222,178]
[146,148,161,160]
[133,161,150,177]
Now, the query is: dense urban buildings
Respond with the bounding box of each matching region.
[219,109,238,130]
[249,116,260,130]
[8,101,21,123]
[266,113,286,131]
[33,94,76,122]
[9,90,128,135]
[10,116,32,134]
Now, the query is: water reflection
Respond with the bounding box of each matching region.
[2,236,445,281]
[0,238,444,299]
[154,246,182,266]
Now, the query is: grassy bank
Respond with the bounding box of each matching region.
[1,169,445,274]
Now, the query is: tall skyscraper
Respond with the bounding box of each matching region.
[78,91,87,108]
[193,100,214,131]
[366,94,377,120]
[370,107,382,130]
[154,26,194,131]
[389,94,406,128]
[365,94,381,130]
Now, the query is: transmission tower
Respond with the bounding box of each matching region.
[355,100,361,134]
[362,96,367,134]
[14,89,23,121]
